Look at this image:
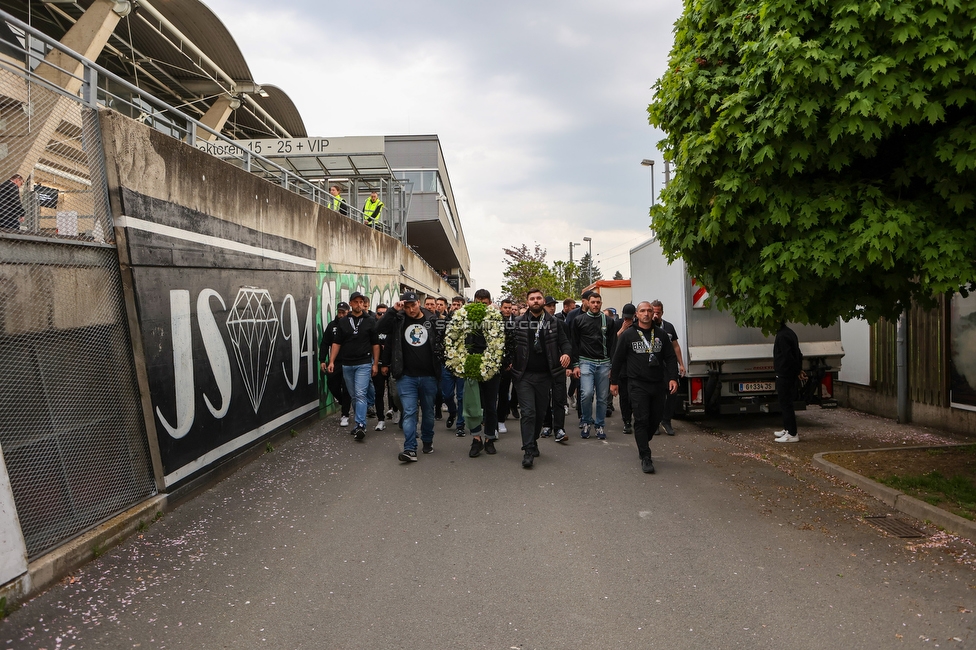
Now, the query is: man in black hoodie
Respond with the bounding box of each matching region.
[510,288,573,468]
[376,292,444,460]
[610,301,679,474]
[319,302,352,426]
[773,323,806,443]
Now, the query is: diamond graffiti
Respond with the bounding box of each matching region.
[226,287,279,413]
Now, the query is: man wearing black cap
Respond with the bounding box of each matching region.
[610,301,679,474]
[377,292,443,461]
[327,292,379,440]
[320,302,352,426]
[617,303,637,434]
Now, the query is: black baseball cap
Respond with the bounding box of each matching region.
[400,291,419,302]
[544,295,557,305]
[336,302,350,311]
[622,303,636,317]
[349,291,366,302]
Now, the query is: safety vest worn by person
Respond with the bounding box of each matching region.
[331,193,344,212]
[363,196,384,225]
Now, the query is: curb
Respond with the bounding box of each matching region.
[812,445,976,540]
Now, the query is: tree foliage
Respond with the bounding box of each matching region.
[501,244,581,301]
[574,253,602,295]
[648,0,976,331]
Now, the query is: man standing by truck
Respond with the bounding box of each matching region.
[774,323,807,443]
[610,301,679,474]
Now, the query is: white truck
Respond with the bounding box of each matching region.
[629,237,844,416]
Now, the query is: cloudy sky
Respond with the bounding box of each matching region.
[205,0,685,297]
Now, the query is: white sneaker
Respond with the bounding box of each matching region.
[498,422,508,434]
[385,408,394,419]
[374,420,386,431]
[775,433,799,443]
[340,416,349,427]
[772,429,788,438]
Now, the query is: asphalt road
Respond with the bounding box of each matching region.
[3,408,974,649]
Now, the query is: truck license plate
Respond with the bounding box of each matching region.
[738,381,775,393]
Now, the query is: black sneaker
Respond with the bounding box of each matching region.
[367,407,377,419]
[455,425,466,437]
[422,441,433,454]
[484,438,496,455]
[662,420,675,436]
[510,406,520,419]
[446,414,456,428]
[623,422,633,435]
[522,451,534,468]
[641,456,655,474]
[531,446,540,458]
[469,438,484,457]
[435,408,443,420]
[398,449,418,462]
[354,426,366,441]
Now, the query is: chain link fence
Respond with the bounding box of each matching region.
[0,23,156,558]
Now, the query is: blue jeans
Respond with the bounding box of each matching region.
[397,375,438,451]
[579,359,611,427]
[342,363,373,427]
[440,367,465,426]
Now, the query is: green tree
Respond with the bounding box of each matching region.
[574,253,602,295]
[501,243,558,300]
[550,260,579,299]
[613,270,624,280]
[648,0,976,332]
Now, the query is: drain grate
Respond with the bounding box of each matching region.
[863,515,927,538]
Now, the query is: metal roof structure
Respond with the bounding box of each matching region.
[2,0,305,139]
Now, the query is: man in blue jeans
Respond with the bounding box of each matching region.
[377,291,443,460]
[571,292,619,440]
[327,292,379,441]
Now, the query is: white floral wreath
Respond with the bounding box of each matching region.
[443,302,505,381]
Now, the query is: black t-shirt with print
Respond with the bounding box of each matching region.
[401,314,436,377]
[333,313,378,365]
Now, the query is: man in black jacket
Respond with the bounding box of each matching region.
[377,292,443,460]
[571,291,619,440]
[0,174,24,231]
[773,323,806,443]
[610,301,679,474]
[510,288,573,468]
[327,292,379,441]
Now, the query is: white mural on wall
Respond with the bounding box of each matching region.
[226,288,280,414]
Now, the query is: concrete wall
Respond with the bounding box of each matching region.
[835,382,976,438]
[98,110,452,489]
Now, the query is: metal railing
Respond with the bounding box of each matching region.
[0,9,410,243]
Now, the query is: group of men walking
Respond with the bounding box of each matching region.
[319,286,685,474]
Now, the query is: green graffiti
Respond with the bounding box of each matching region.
[315,265,400,412]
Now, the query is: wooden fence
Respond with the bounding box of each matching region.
[870,296,949,407]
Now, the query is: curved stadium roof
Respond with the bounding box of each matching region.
[0,0,306,138]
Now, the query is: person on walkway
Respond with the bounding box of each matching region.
[557,298,580,409]
[328,185,347,216]
[465,289,506,458]
[616,303,636,435]
[610,301,679,474]
[540,295,568,439]
[377,291,443,461]
[327,292,379,441]
[571,291,618,440]
[511,288,573,467]
[650,300,685,436]
[320,302,352,426]
[496,298,516,434]
[773,322,806,443]
[441,301,466,435]
[371,303,390,431]
[363,191,384,228]
[0,174,25,231]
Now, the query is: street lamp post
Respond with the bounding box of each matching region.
[569,241,581,264]
[640,158,655,205]
[582,236,593,285]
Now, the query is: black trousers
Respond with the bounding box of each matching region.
[544,373,567,430]
[629,379,668,459]
[496,370,512,422]
[326,365,350,416]
[776,375,798,435]
[372,373,388,421]
[473,375,501,439]
[514,371,552,450]
[619,377,632,424]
